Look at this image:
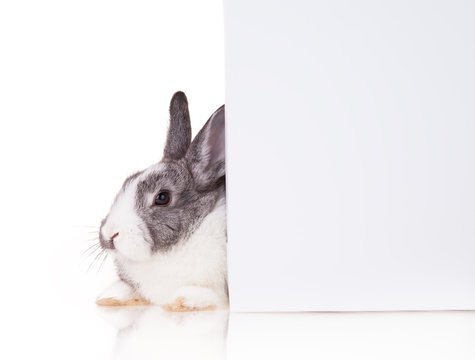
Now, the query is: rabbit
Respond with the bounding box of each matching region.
[95,91,228,311]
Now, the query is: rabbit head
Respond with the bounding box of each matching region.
[99,92,225,262]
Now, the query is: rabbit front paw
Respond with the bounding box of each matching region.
[162,286,220,312]
[96,280,150,306]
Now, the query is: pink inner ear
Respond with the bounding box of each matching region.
[207,110,225,167]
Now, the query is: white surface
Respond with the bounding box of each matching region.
[228,311,475,360]
[1,304,475,360]
[225,0,475,311]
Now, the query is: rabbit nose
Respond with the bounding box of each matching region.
[99,231,117,250]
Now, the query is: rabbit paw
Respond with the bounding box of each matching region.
[96,280,150,306]
[96,297,151,306]
[162,286,219,312]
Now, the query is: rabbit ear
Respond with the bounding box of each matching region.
[186,105,225,189]
[163,91,192,160]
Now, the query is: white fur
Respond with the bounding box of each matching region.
[100,198,228,309]
[99,280,139,301]
[169,285,222,309]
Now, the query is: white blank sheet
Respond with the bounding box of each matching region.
[224,0,475,311]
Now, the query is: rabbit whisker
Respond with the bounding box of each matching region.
[82,242,100,256]
[97,252,108,273]
[80,244,101,264]
[88,249,106,272]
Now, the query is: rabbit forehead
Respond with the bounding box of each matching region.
[135,160,191,198]
[112,162,172,221]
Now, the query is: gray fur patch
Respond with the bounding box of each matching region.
[134,160,224,252]
[131,100,226,253]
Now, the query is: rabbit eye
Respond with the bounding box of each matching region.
[154,192,171,206]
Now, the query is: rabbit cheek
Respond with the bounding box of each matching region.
[113,230,153,262]
[102,183,154,262]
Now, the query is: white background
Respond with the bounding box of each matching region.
[226,0,475,312]
[0,0,224,301]
[0,0,224,358]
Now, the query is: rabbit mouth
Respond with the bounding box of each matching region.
[112,233,155,262]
